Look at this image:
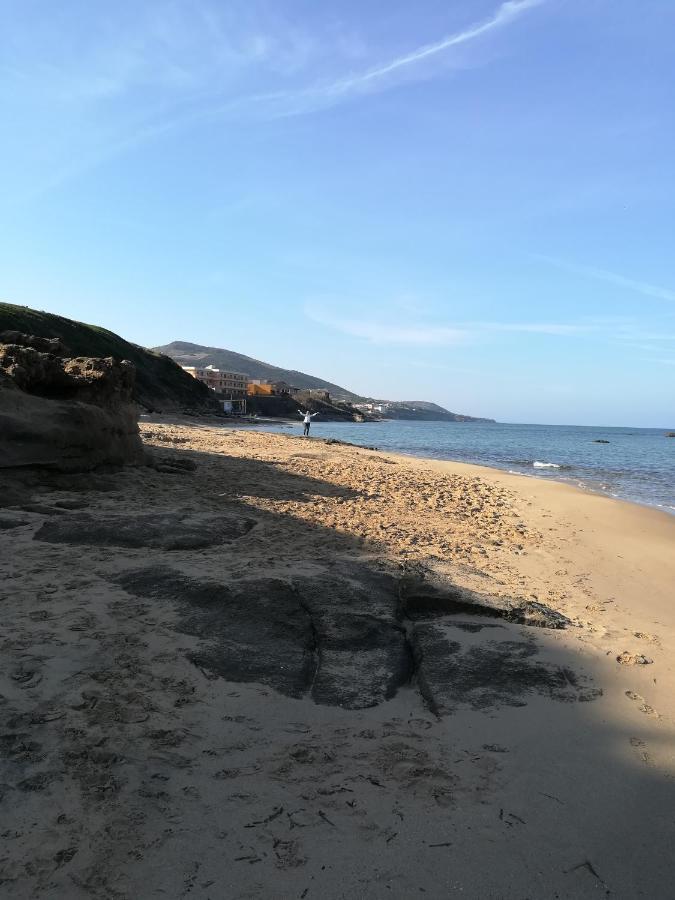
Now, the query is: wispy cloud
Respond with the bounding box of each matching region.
[305,306,468,345]
[290,0,546,108]
[475,320,589,336]
[536,255,675,303]
[117,0,548,124]
[7,0,547,200]
[305,302,595,345]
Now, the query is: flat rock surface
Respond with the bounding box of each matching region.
[34,510,256,550]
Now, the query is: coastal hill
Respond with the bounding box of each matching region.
[156,340,493,422]
[361,399,494,423]
[155,341,358,400]
[0,304,215,413]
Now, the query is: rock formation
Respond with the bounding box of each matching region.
[0,333,145,471]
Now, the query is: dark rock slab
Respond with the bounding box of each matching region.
[412,620,587,716]
[295,576,412,708]
[115,568,315,698]
[0,516,30,530]
[401,571,572,630]
[113,567,410,709]
[111,564,594,714]
[34,511,255,550]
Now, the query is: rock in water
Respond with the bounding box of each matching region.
[0,334,145,471]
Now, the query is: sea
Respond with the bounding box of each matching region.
[238,419,675,515]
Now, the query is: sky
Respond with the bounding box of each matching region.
[1,0,674,426]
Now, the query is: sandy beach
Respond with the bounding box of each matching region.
[2,418,674,899]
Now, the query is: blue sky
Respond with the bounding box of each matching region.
[1,0,674,426]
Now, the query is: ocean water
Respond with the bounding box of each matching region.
[240,419,675,514]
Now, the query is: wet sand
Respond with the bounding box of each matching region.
[1,419,674,898]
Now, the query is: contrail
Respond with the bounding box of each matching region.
[21,0,546,200]
[536,255,675,304]
[317,0,546,98]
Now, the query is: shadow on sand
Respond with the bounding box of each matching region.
[1,438,673,898]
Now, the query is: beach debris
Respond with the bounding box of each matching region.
[244,806,284,828]
[616,652,653,666]
[318,810,336,827]
[499,809,526,827]
[564,860,610,892]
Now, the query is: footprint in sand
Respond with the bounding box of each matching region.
[616,651,653,666]
[629,737,655,767]
[625,691,660,717]
[633,631,660,644]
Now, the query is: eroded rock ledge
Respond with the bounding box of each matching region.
[0,331,145,471]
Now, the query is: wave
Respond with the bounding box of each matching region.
[510,458,573,471]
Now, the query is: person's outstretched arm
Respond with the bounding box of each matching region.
[311,412,319,417]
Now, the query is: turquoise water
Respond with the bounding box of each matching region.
[240,420,675,514]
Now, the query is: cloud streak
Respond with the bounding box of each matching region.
[536,255,675,303]
[305,306,468,345]
[305,0,545,103]
[12,0,547,200]
[119,0,547,126]
[304,303,595,346]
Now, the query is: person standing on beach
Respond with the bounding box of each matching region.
[299,409,319,436]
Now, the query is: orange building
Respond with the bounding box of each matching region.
[247,381,274,396]
[247,380,294,396]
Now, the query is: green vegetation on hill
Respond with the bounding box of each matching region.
[0,304,215,412]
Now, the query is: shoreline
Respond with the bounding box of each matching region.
[151,413,675,517]
[141,416,675,608]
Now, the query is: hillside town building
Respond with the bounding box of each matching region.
[247,380,295,396]
[181,365,248,399]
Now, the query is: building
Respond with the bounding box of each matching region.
[247,380,274,396]
[354,402,387,414]
[247,380,294,396]
[182,365,249,399]
[296,388,331,403]
[271,381,293,396]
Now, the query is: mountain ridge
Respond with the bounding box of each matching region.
[156,341,360,400]
[155,340,494,422]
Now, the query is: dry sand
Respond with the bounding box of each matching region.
[1,418,674,898]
